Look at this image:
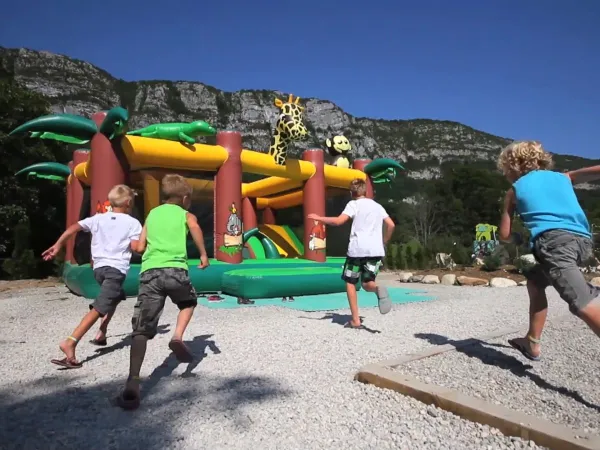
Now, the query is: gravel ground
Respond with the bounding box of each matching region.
[0,278,573,450]
[396,313,600,436]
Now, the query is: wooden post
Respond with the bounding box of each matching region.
[214,131,243,263]
[262,207,276,225]
[66,150,88,263]
[352,158,374,199]
[89,111,127,214]
[242,197,258,230]
[303,149,326,262]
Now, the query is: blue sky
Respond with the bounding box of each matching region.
[2,0,599,158]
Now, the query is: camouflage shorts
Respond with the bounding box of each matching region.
[132,268,197,338]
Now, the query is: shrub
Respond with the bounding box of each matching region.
[405,246,414,269]
[452,245,471,265]
[2,222,38,280]
[513,256,536,274]
[482,253,502,272]
[397,245,407,270]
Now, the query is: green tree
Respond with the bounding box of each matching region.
[0,78,71,278]
[2,221,37,279]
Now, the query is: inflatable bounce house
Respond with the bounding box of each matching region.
[11,94,404,303]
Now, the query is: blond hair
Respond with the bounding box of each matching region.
[349,178,367,197]
[161,174,193,201]
[108,184,135,207]
[497,140,554,179]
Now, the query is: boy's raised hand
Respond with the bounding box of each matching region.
[199,254,210,269]
[42,244,61,261]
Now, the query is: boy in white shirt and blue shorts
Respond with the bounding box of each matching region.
[43,184,142,368]
[308,178,395,329]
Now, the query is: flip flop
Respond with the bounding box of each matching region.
[508,338,541,361]
[50,357,83,369]
[89,338,107,346]
[376,286,392,315]
[116,390,140,411]
[168,339,194,363]
[344,321,366,330]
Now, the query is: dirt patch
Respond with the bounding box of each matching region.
[0,277,62,294]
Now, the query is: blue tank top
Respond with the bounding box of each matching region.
[513,170,591,245]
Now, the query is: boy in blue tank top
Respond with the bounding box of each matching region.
[498,141,600,361]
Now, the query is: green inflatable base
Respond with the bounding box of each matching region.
[221,267,354,299]
[63,258,347,300]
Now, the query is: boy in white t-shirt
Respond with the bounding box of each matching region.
[43,184,142,369]
[308,178,395,329]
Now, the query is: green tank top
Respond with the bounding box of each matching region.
[141,203,189,272]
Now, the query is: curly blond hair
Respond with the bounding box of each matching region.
[497,141,554,180]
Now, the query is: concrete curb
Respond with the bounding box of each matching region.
[355,324,600,450]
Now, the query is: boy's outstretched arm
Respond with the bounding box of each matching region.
[499,189,516,242]
[307,213,350,227]
[566,165,600,184]
[186,213,209,269]
[42,223,83,261]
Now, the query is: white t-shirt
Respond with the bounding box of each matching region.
[78,212,142,274]
[342,198,389,257]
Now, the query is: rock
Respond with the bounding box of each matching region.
[421,275,440,284]
[489,277,517,288]
[518,254,536,265]
[398,272,413,282]
[473,257,484,266]
[518,280,528,286]
[409,275,424,283]
[441,274,456,286]
[590,277,600,286]
[456,276,488,286]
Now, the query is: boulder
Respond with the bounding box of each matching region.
[421,275,440,284]
[409,275,425,283]
[590,277,600,287]
[518,280,528,286]
[489,277,518,288]
[398,272,413,282]
[456,276,488,287]
[441,274,457,286]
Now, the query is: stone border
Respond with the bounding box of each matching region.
[354,326,600,450]
[397,272,527,287]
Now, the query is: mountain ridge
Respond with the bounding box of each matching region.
[1,46,598,190]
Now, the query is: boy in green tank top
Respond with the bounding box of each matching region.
[117,174,209,410]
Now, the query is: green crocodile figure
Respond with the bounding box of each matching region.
[127,120,216,145]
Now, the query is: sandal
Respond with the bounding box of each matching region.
[89,338,107,346]
[508,338,541,361]
[376,286,392,315]
[116,390,140,411]
[344,321,366,330]
[50,357,83,369]
[168,339,194,363]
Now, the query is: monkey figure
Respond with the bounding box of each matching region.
[325,135,351,168]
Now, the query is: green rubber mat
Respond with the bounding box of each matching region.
[197,287,434,311]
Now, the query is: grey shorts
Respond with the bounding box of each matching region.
[526,229,600,314]
[91,266,126,316]
[132,268,197,339]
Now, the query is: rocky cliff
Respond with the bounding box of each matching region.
[1,46,597,184]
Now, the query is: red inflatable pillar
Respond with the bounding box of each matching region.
[262,207,276,225]
[352,158,374,199]
[66,150,88,263]
[303,149,326,262]
[214,131,243,263]
[90,111,126,215]
[65,161,75,263]
[242,197,257,230]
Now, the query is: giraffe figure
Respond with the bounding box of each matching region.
[268,94,308,165]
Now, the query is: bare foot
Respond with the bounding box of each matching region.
[58,338,77,361]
